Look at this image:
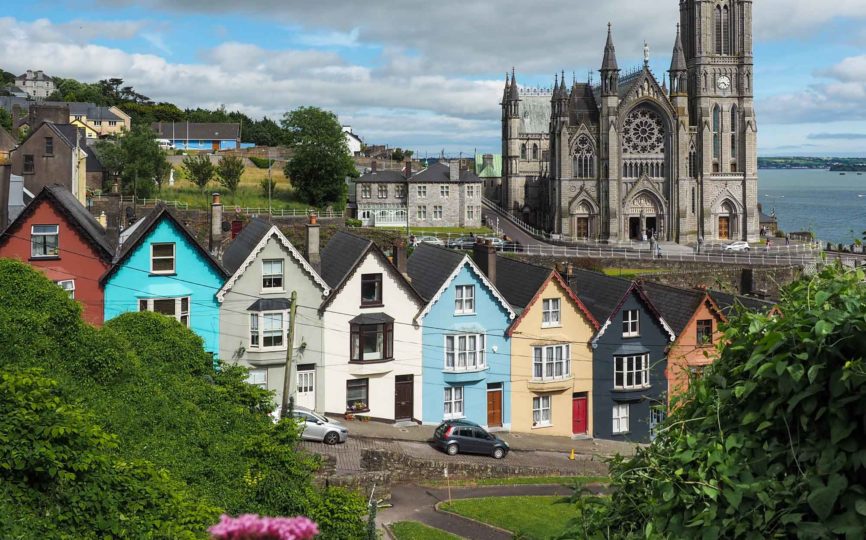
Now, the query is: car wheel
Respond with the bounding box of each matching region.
[323,431,340,445]
[492,447,505,459]
[446,443,459,456]
[745,247,750,251]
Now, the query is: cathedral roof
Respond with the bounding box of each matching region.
[601,24,619,71]
[570,83,600,125]
[518,94,552,134]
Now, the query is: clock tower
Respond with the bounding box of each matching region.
[680,0,758,241]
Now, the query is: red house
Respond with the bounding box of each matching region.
[0,185,114,325]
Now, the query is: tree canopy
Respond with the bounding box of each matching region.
[217,155,245,194]
[94,124,169,197]
[183,154,216,191]
[282,106,355,208]
[566,264,866,539]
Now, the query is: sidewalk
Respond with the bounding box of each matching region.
[341,418,637,458]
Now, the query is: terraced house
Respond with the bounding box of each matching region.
[407,242,515,429]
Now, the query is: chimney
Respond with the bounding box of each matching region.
[404,159,412,178]
[393,238,408,275]
[210,192,223,254]
[305,212,321,274]
[449,160,460,181]
[0,164,10,228]
[566,262,574,281]
[472,239,497,285]
[97,211,107,229]
[483,153,494,169]
[371,160,377,174]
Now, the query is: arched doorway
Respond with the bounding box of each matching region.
[717,201,737,240]
[570,202,593,239]
[625,191,664,241]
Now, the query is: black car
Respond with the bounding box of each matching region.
[432,419,510,459]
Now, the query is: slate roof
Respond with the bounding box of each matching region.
[640,281,707,335]
[151,122,240,141]
[356,169,407,184]
[709,291,776,316]
[0,184,113,261]
[518,94,552,134]
[495,257,552,309]
[409,162,482,184]
[568,269,633,323]
[222,217,272,275]
[319,231,373,289]
[44,123,103,173]
[406,243,466,301]
[100,204,227,285]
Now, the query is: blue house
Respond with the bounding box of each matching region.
[407,243,515,429]
[101,204,228,357]
[569,270,674,443]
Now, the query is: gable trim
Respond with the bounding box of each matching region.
[668,292,728,349]
[216,226,329,302]
[507,271,600,337]
[591,281,675,347]
[414,256,516,323]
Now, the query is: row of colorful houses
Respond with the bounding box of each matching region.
[0,185,775,442]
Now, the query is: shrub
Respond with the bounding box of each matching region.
[346,218,362,228]
[249,156,272,169]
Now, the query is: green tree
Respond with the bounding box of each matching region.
[217,155,245,194]
[94,125,169,197]
[0,107,11,132]
[183,153,216,194]
[565,264,866,539]
[281,106,355,207]
[391,148,405,162]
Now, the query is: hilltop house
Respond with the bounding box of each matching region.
[151,122,241,151]
[14,70,55,100]
[407,242,515,429]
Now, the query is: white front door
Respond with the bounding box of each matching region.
[296,370,316,410]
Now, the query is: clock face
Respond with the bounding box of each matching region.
[717,76,731,91]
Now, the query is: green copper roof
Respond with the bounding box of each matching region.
[474,153,502,178]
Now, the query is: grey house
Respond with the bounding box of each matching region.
[217,217,330,411]
[570,270,674,443]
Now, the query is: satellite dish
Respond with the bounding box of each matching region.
[221,221,231,232]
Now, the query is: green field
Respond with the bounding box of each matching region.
[389,521,460,540]
[440,496,577,539]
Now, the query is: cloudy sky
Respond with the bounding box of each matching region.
[5,1,866,156]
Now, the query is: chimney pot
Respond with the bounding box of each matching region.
[393,238,408,275]
[309,211,318,225]
[371,160,377,173]
[212,192,221,205]
[306,219,321,274]
[210,192,224,254]
[472,238,497,285]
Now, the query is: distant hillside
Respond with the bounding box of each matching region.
[758,157,866,171]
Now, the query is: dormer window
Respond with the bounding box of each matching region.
[361,273,383,306]
[31,225,59,258]
[150,243,176,274]
[622,309,639,337]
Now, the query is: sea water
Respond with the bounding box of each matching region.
[759,169,866,245]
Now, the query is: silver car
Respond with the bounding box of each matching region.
[292,407,348,445]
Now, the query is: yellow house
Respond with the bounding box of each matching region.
[474,250,599,437]
[69,104,131,139]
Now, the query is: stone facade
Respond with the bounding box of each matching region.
[501,0,759,244]
[14,70,55,100]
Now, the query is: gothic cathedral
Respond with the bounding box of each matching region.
[501,0,758,243]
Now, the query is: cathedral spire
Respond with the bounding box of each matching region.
[509,67,519,101]
[601,23,619,72]
[553,72,560,99]
[669,23,687,73]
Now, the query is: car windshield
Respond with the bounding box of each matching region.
[302,410,327,423]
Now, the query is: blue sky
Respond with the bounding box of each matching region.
[5,0,866,156]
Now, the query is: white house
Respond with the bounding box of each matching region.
[319,232,424,421]
[342,126,363,156]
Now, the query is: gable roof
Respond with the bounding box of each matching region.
[0,184,113,261]
[356,169,406,184]
[407,243,515,322]
[709,290,776,316]
[408,161,481,184]
[99,204,227,285]
[506,269,600,336]
[151,122,240,141]
[49,124,103,173]
[640,281,709,335]
[318,230,424,311]
[217,218,329,302]
[495,257,553,309]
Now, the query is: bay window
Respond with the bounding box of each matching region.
[445,333,486,371]
[56,280,75,299]
[351,323,393,361]
[614,354,650,390]
[138,297,190,327]
[248,312,285,349]
[532,345,570,381]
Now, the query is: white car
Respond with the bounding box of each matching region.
[723,241,751,252]
[272,406,348,444]
[414,235,444,246]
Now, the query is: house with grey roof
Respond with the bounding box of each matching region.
[217,216,330,410]
[14,70,55,100]
[151,121,241,151]
[354,160,484,229]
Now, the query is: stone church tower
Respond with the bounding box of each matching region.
[501,0,759,244]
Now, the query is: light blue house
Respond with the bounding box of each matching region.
[101,205,228,358]
[407,243,515,429]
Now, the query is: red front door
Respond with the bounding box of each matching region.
[572,395,588,435]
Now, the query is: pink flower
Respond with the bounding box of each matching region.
[209,514,319,540]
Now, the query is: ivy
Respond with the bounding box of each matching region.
[561,265,866,539]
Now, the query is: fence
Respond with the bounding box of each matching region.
[138,198,190,210]
[237,208,343,218]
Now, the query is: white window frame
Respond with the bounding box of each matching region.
[361,184,371,199]
[613,403,630,434]
[444,333,486,371]
[246,368,267,389]
[261,259,284,291]
[467,185,476,198]
[532,345,571,381]
[416,205,427,220]
[297,370,315,394]
[541,298,561,327]
[248,311,287,351]
[622,309,640,337]
[56,279,75,299]
[377,184,388,199]
[454,285,475,315]
[440,185,450,197]
[467,206,476,221]
[443,386,464,419]
[417,185,427,198]
[31,224,59,258]
[138,297,190,327]
[532,395,551,427]
[395,184,405,198]
[150,243,176,274]
[614,354,650,390]
[433,205,443,220]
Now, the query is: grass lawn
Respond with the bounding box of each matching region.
[603,268,673,279]
[389,521,460,540]
[424,475,608,488]
[440,496,577,539]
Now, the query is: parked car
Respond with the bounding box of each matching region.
[413,235,444,247]
[481,237,506,250]
[291,407,348,445]
[723,241,751,252]
[447,236,477,250]
[432,419,509,459]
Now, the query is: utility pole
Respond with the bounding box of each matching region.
[280,290,298,420]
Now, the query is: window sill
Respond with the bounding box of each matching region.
[346,408,370,414]
[260,289,285,295]
[622,335,640,339]
[541,324,563,329]
[249,346,288,353]
[453,312,476,317]
[444,366,488,374]
[349,358,393,365]
[359,303,384,309]
[150,272,177,277]
[531,423,553,430]
[29,256,60,261]
[22,171,35,175]
[612,431,630,436]
[612,386,651,393]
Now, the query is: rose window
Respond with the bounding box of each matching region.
[623,109,664,155]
